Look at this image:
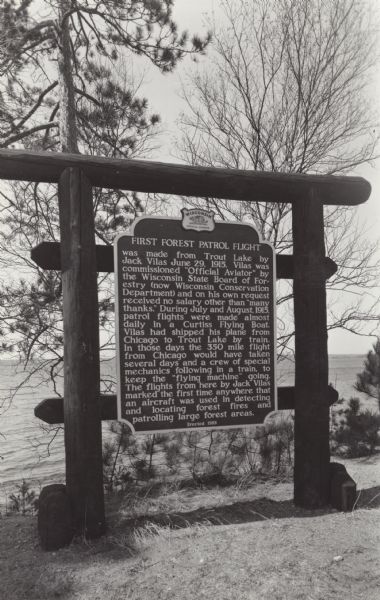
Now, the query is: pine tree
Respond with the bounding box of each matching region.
[0,61,165,374]
[0,0,210,385]
[0,0,210,151]
[355,339,380,410]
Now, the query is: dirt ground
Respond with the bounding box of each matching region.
[0,455,379,600]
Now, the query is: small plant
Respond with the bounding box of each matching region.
[181,430,247,484]
[103,426,172,489]
[355,338,380,410]
[257,416,294,474]
[102,423,136,492]
[102,439,133,493]
[8,480,38,515]
[102,416,296,493]
[164,437,183,474]
[330,397,380,457]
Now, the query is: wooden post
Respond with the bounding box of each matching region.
[292,190,330,508]
[58,167,105,537]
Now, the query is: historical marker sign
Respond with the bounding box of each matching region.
[114,212,277,433]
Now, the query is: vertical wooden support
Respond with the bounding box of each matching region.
[58,168,105,537]
[292,190,330,508]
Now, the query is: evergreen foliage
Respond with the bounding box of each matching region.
[0,1,210,377]
[330,397,380,457]
[355,338,380,409]
[101,417,295,492]
[8,479,38,515]
[0,0,210,150]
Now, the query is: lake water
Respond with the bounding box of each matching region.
[0,355,373,501]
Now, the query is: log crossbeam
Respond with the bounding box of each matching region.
[0,148,371,205]
[34,386,339,425]
[31,241,338,280]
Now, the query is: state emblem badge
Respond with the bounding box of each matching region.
[181,208,215,232]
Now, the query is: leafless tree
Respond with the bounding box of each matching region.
[178,0,380,354]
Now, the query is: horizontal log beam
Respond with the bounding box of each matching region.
[31,241,338,280]
[0,149,370,205]
[34,386,339,425]
[34,394,117,425]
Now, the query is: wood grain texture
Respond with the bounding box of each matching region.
[31,241,338,280]
[0,148,371,205]
[292,191,330,509]
[58,168,105,538]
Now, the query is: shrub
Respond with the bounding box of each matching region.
[355,338,380,410]
[330,397,380,457]
[103,416,296,493]
[8,479,38,515]
[180,429,250,483]
[257,416,294,474]
[102,424,136,492]
[103,426,173,489]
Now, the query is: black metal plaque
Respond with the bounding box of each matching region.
[115,213,277,433]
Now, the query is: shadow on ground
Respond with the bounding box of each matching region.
[115,484,380,532]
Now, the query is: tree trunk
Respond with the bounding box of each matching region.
[57,0,79,153]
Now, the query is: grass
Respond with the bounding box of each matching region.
[1,454,379,600]
[105,470,293,524]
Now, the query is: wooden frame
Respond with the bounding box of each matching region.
[0,148,371,539]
